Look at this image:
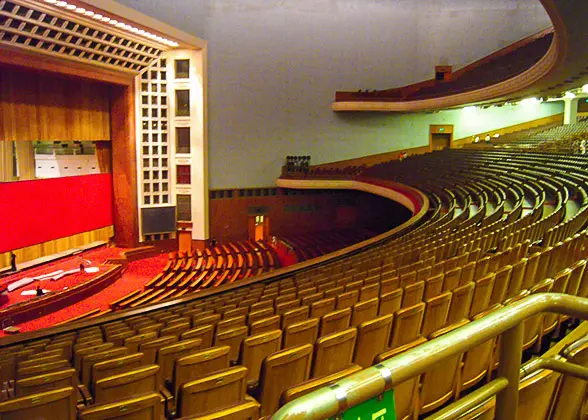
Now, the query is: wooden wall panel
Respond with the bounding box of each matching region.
[0,67,111,142]
[110,84,138,248]
[0,226,113,270]
[209,190,410,242]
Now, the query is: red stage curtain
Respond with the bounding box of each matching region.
[0,174,113,253]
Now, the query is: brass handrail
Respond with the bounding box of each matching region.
[273,293,588,420]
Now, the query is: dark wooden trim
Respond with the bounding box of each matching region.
[0,46,134,87]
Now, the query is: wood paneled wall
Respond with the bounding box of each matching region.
[0,226,113,270]
[0,66,111,142]
[209,190,411,242]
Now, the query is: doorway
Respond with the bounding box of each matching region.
[429,125,454,151]
[248,214,270,242]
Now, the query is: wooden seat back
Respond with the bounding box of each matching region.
[312,328,357,378]
[258,344,313,417]
[93,364,159,404]
[353,314,393,368]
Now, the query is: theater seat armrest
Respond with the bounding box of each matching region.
[77,385,93,405]
[160,387,175,419]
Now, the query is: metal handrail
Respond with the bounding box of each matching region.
[273,293,588,420]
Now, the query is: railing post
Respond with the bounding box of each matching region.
[495,323,524,420]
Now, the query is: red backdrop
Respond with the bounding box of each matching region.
[0,174,113,253]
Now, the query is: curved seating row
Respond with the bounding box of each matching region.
[0,148,587,419]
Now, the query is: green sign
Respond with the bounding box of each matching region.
[332,390,396,420]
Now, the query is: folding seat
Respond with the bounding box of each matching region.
[359,283,379,301]
[78,393,162,420]
[18,353,62,369]
[74,343,115,373]
[180,325,214,347]
[374,339,425,420]
[214,325,248,363]
[283,318,319,349]
[401,281,424,308]
[535,247,553,281]
[159,321,191,339]
[216,316,247,334]
[447,282,474,324]
[517,367,562,419]
[240,330,282,387]
[0,387,77,420]
[399,270,417,288]
[489,265,512,306]
[297,286,317,299]
[423,273,444,300]
[192,313,222,328]
[275,293,297,306]
[106,330,134,347]
[156,338,203,388]
[93,364,159,404]
[15,368,77,396]
[469,273,495,318]
[247,307,274,325]
[473,255,491,279]
[456,306,500,396]
[138,336,178,365]
[311,328,357,378]
[301,292,324,306]
[431,261,445,276]
[123,332,157,353]
[281,306,309,329]
[550,336,588,420]
[319,308,351,337]
[16,359,70,381]
[249,315,281,336]
[459,261,476,286]
[343,280,363,292]
[416,266,433,283]
[523,279,554,351]
[349,297,378,327]
[389,303,425,350]
[521,252,540,290]
[310,297,335,319]
[317,281,336,293]
[421,292,452,337]
[566,259,586,297]
[276,300,300,315]
[258,344,313,416]
[171,345,231,403]
[442,267,461,292]
[353,314,393,368]
[223,307,248,320]
[80,347,128,389]
[543,268,571,336]
[74,338,105,352]
[418,320,469,416]
[91,353,144,393]
[136,323,164,335]
[505,258,527,299]
[45,341,74,363]
[378,289,402,316]
[380,277,399,295]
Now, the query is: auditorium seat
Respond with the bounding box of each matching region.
[240,330,282,387]
[353,314,393,368]
[283,318,319,349]
[0,387,77,420]
[93,364,159,404]
[312,328,357,378]
[175,366,249,418]
[78,393,162,420]
[257,344,313,416]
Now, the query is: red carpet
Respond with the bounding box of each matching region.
[0,250,168,336]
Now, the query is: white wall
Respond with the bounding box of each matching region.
[117,0,553,188]
[35,155,100,179]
